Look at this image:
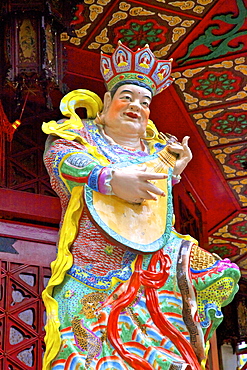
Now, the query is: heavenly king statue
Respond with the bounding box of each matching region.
[41,42,240,370]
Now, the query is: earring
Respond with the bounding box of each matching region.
[141,127,156,140]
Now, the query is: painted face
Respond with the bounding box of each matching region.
[103,84,152,136]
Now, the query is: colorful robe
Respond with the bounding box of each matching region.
[42,119,240,370]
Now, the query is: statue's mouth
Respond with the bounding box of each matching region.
[125,112,139,119]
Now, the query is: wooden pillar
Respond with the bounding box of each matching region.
[207,332,220,370]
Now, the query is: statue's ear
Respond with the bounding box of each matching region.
[102,91,112,114]
[95,92,111,125]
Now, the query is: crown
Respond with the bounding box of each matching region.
[100,41,174,95]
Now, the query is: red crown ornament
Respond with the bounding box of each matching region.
[100,41,174,95]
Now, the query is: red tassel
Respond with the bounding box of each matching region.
[0,100,21,177]
[11,119,21,133]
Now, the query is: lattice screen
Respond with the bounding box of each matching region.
[2,119,56,197]
[0,261,51,369]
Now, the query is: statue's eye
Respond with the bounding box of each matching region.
[142,101,149,107]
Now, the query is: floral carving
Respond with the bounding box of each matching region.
[113,20,168,49]
[209,243,239,258]
[229,220,247,238]
[228,148,247,171]
[211,113,247,136]
[191,71,242,99]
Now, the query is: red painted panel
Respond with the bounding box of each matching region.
[66,46,101,80]
[0,188,61,224]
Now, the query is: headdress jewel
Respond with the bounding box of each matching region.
[100,41,174,95]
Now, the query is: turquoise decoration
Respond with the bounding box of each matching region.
[66,255,136,290]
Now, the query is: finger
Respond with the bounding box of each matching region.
[167,143,183,154]
[142,182,165,197]
[138,190,158,201]
[137,172,168,180]
[181,136,192,159]
[181,136,190,148]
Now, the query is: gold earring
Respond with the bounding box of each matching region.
[141,127,156,140]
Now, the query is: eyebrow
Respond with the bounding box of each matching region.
[120,89,152,101]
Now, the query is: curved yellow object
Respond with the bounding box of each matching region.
[42,89,103,140]
[201,340,210,370]
[60,89,103,119]
[42,89,110,166]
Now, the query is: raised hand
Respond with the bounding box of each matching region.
[167,136,192,176]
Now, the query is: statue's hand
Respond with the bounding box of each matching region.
[110,166,167,203]
[167,136,192,176]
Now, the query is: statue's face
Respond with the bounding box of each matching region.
[103,84,152,136]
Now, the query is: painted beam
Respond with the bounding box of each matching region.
[0,219,58,244]
[0,188,61,224]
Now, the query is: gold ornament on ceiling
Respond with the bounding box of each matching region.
[129,7,155,16]
[212,214,247,242]
[95,28,109,43]
[158,14,182,26]
[75,24,91,38]
[89,4,103,22]
[172,27,186,42]
[108,11,128,26]
[154,44,172,57]
[169,1,195,10]
[119,2,131,11]
[229,179,247,207]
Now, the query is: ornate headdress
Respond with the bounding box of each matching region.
[100,41,174,95]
